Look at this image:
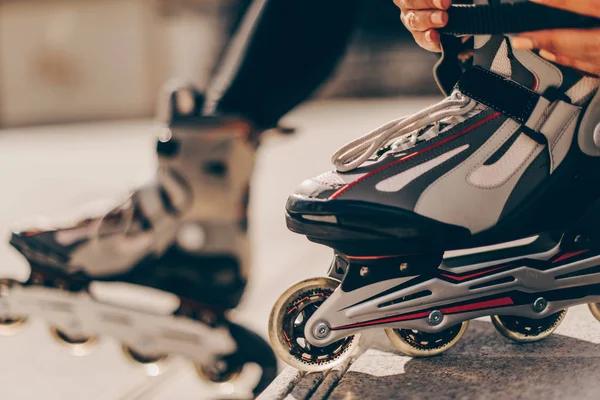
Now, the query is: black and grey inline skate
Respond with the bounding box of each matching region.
[269,1,600,371]
[0,82,277,395]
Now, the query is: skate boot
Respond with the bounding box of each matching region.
[1,83,277,396]
[269,1,600,371]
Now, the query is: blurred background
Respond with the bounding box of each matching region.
[0,0,439,127]
[0,1,442,399]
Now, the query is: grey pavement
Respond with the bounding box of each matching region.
[260,308,600,400]
[1,98,599,399]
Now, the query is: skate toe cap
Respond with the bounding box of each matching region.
[10,230,75,263]
[294,179,338,199]
[293,171,348,200]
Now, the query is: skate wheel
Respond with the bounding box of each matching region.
[268,277,360,372]
[491,310,567,343]
[589,303,600,322]
[49,327,98,356]
[121,345,168,367]
[385,321,469,357]
[195,359,243,384]
[0,316,28,336]
[0,279,28,336]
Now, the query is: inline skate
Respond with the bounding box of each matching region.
[269,1,600,371]
[0,82,277,395]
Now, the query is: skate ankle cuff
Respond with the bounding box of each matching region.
[457,66,580,140]
[440,3,600,36]
[458,66,539,124]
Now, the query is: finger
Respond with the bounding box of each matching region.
[413,30,442,52]
[401,10,448,32]
[538,49,600,76]
[394,0,451,12]
[529,0,600,18]
[511,29,600,63]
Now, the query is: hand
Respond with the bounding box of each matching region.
[511,0,600,76]
[393,0,452,52]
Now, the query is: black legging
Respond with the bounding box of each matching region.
[203,0,361,128]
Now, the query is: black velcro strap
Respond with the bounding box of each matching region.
[457,66,539,124]
[440,3,600,36]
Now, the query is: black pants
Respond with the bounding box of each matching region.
[203,0,361,128]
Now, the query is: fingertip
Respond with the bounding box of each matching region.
[431,10,448,28]
[425,29,440,43]
[425,30,433,43]
[440,0,452,10]
[511,37,536,50]
[441,10,449,26]
[539,49,557,62]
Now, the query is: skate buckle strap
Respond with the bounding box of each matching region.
[440,3,600,36]
[457,66,580,145]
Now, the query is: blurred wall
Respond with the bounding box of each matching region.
[0,0,437,127]
[0,0,237,127]
[0,0,156,126]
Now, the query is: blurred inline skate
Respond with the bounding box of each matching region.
[269,1,600,371]
[0,82,277,396]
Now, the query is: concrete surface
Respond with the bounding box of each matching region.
[260,309,600,400]
[1,98,599,400]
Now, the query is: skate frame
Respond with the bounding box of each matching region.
[306,233,600,347]
[0,278,236,365]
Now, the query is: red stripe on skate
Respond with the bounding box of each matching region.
[532,76,539,92]
[440,265,508,282]
[331,296,513,331]
[441,297,514,314]
[331,311,431,331]
[552,250,589,264]
[329,112,502,200]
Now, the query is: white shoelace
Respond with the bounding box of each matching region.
[332,92,478,172]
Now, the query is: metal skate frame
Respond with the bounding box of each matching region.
[0,279,236,365]
[303,234,600,347]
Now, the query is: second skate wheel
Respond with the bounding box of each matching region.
[0,279,28,336]
[588,303,600,322]
[491,310,567,343]
[195,359,242,384]
[269,277,360,372]
[49,326,98,356]
[0,316,28,336]
[121,345,168,367]
[385,321,469,357]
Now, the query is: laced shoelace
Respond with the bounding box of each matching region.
[332,92,478,172]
